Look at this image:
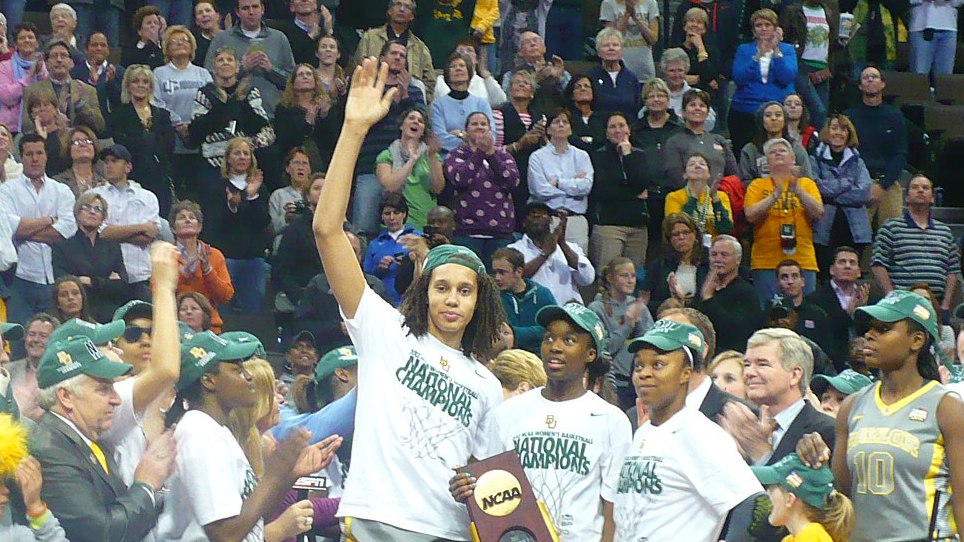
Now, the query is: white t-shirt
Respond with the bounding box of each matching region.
[599,0,660,81]
[802,5,831,66]
[485,389,632,541]
[338,287,504,540]
[102,377,145,487]
[611,407,762,542]
[156,410,262,542]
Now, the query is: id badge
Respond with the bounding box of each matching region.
[703,233,712,249]
[780,223,797,255]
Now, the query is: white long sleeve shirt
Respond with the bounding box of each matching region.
[508,234,595,304]
[527,142,594,215]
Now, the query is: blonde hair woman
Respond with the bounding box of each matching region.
[110,64,176,214]
[487,349,548,399]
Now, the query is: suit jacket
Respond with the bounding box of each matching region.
[767,401,836,466]
[807,283,855,371]
[108,103,175,196]
[31,412,158,542]
[70,62,125,118]
[21,78,106,136]
[52,230,134,323]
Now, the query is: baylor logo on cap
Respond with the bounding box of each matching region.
[652,319,678,333]
[57,351,72,365]
[913,305,930,320]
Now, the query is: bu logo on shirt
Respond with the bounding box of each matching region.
[545,415,557,429]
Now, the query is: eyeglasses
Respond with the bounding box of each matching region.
[123,325,152,343]
[79,203,105,214]
[71,138,94,146]
[169,38,191,45]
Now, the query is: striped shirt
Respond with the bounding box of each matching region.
[871,211,960,298]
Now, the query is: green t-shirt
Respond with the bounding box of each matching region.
[414,0,478,65]
[375,149,437,229]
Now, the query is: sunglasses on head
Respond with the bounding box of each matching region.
[122,325,152,342]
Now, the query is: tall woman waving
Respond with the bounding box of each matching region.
[797,290,964,542]
[312,58,507,541]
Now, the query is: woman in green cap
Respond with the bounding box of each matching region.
[797,289,964,542]
[609,318,763,542]
[311,58,507,541]
[448,302,633,541]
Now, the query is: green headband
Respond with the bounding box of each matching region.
[422,244,486,277]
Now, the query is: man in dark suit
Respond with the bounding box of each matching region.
[627,307,757,431]
[721,327,836,466]
[69,31,124,117]
[806,246,871,370]
[30,335,176,542]
[274,0,333,65]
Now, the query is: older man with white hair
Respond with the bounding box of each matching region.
[43,4,85,65]
[720,327,836,466]
[30,334,177,542]
[692,234,762,353]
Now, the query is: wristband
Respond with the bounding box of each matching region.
[26,501,47,519]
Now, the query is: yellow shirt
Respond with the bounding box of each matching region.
[781,522,833,542]
[744,177,822,271]
[664,187,734,237]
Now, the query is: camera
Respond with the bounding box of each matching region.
[292,200,309,214]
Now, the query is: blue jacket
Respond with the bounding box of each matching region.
[362,224,421,305]
[810,143,873,245]
[586,63,642,117]
[500,279,557,354]
[730,42,797,114]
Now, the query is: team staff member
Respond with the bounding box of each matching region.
[797,290,964,542]
[450,303,632,541]
[312,58,507,541]
[609,319,763,542]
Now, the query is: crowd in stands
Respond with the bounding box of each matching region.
[0,0,962,541]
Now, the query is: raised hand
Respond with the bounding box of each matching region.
[150,241,180,290]
[292,434,343,477]
[344,58,399,131]
[133,430,177,490]
[16,456,44,515]
[247,169,264,198]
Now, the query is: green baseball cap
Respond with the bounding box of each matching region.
[113,300,153,323]
[1,322,24,341]
[315,345,358,382]
[751,453,837,509]
[37,336,133,388]
[177,321,197,341]
[176,331,261,391]
[536,303,607,354]
[857,290,939,342]
[220,331,266,357]
[49,318,125,346]
[812,369,874,396]
[422,244,486,277]
[628,319,705,365]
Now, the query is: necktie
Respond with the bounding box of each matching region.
[89,441,109,474]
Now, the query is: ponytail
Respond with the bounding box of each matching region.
[907,319,941,382]
[164,392,189,429]
[599,257,634,318]
[289,374,317,414]
[808,491,855,542]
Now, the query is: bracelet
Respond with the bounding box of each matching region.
[26,501,47,519]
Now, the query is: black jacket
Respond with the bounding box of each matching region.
[32,413,159,542]
[108,104,175,197]
[590,142,650,227]
[70,63,125,117]
[631,111,684,197]
[52,231,134,323]
[498,101,544,230]
[273,213,322,304]
[207,190,271,260]
[274,19,324,66]
[121,41,164,70]
[693,275,763,353]
[807,282,858,370]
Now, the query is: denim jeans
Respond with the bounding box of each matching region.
[1,1,24,38]
[147,0,193,27]
[751,269,816,308]
[6,277,52,326]
[225,257,268,314]
[351,173,383,238]
[545,5,583,60]
[452,236,514,272]
[909,30,958,75]
[796,64,829,131]
[74,1,121,48]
